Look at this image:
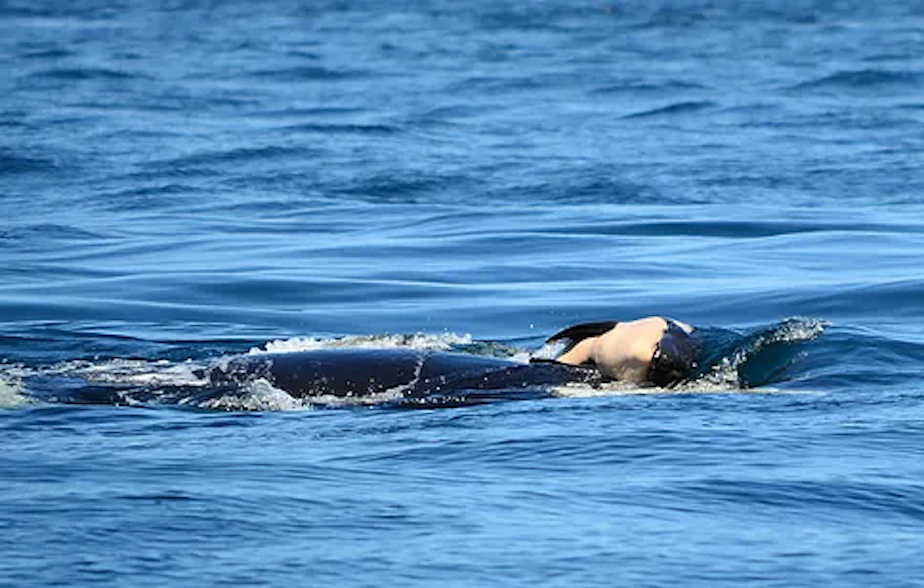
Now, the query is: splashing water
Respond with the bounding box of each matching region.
[0,374,32,409]
[699,317,827,389]
[253,332,474,355]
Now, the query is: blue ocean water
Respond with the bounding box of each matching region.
[2,0,924,585]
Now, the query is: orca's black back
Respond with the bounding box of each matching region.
[212,348,600,400]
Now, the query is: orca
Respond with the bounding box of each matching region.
[208,347,602,401]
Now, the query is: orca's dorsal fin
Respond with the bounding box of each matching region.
[544,320,619,352]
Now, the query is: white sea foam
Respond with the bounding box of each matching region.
[762,316,827,344]
[250,332,473,355]
[0,373,34,409]
[551,379,790,398]
[551,380,645,398]
[197,378,313,411]
[57,358,210,388]
[549,379,726,398]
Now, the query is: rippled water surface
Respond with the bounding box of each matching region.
[2,0,924,585]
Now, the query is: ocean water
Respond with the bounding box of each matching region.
[2,0,924,585]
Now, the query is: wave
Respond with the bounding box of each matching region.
[19,47,76,60]
[247,66,369,82]
[622,100,717,119]
[698,317,827,389]
[281,123,401,135]
[0,151,58,175]
[499,174,662,206]
[28,67,151,82]
[0,224,106,249]
[147,146,317,173]
[788,69,921,92]
[590,80,710,96]
[5,320,828,411]
[675,477,924,524]
[463,1,897,32]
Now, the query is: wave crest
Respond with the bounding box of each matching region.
[702,317,827,388]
